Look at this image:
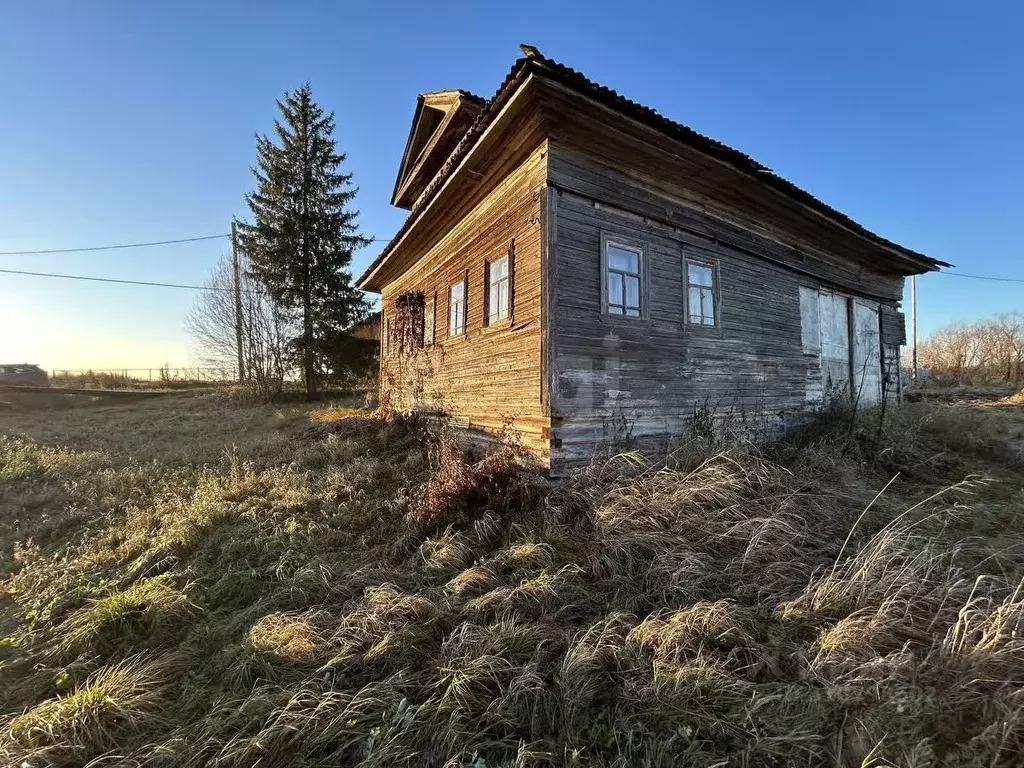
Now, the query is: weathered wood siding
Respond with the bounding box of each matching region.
[379,144,549,461]
[882,345,902,403]
[546,144,905,470]
[880,307,908,346]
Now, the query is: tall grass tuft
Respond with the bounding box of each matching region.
[56,576,195,658]
[0,655,168,766]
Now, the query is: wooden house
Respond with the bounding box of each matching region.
[356,46,948,473]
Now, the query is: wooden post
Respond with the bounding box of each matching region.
[232,221,245,383]
[910,274,918,383]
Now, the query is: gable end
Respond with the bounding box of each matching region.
[391,90,483,210]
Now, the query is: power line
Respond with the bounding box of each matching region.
[0,233,381,256]
[0,234,229,256]
[0,267,252,293]
[8,261,1017,296]
[936,270,1024,284]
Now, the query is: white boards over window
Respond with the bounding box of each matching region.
[799,287,882,406]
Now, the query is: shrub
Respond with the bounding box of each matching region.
[406,429,539,534]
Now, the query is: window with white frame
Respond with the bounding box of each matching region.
[686,261,716,326]
[448,279,466,337]
[487,255,511,324]
[605,241,642,317]
[423,294,436,345]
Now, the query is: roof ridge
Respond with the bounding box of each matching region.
[420,88,486,104]
[358,49,948,289]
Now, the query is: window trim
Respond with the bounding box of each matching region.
[448,275,467,338]
[485,253,511,326]
[683,256,720,328]
[600,232,648,320]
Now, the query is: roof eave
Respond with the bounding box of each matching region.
[361,49,949,289]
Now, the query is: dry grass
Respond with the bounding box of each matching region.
[2,393,1024,766]
[1001,389,1024,405]
[249,612,323,661]
[309,404,376,424]
[0,655,168,765]
[56,576,194,658]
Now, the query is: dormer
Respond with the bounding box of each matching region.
[391,89,484,210]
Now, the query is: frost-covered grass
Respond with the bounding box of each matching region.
[1,391,1023,766]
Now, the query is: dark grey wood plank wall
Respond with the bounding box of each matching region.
[546,144,906,471]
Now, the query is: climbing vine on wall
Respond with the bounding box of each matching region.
[383,289,443,412]
[391,291,425,357]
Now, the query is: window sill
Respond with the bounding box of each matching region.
[598,312,650,327]
[441,333,469,347]
[481,317,513,334]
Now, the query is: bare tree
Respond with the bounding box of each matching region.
[186,254,294,398]
[919,312,1024,384]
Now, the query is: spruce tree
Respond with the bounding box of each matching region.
[237,84,371,397]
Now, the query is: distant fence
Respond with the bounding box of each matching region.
[49,367,238,388]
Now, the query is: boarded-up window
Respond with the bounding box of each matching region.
[879,306,907,346]
[799,286,821,354]
[423,295,435,345]
[852,300,882,405]
[802,288,882,405]
[819,291,851,398]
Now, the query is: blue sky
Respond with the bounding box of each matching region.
[2,0,1021,369]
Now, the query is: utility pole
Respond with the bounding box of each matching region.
[910,274,918,383]
[231,221,245,383]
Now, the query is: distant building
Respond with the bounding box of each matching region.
[0,364,49,387]
[349,312,381,342]
[358,47,948,472]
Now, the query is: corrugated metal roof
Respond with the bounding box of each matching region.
[358,48,948,289]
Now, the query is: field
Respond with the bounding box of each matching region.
[1,390,1024,767]
[47,369,235,391]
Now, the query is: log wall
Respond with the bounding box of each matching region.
[546,144,906,471]
[379,143,550,462]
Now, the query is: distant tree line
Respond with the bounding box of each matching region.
[918,313,1024,384]
[189,84,375,400]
